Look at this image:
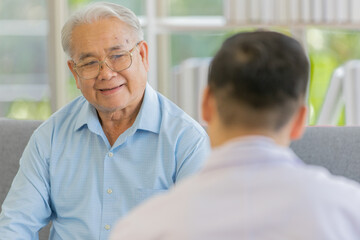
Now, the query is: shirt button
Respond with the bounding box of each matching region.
[107,188,113,194]
[105,224,111,230]
[108,152,113,157]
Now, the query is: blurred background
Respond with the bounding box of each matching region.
[1,0,360,125]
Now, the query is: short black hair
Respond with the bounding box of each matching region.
[208,31,309,130]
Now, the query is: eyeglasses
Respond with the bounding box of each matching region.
[72,41,141,80]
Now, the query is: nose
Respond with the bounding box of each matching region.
[97,61,117,80]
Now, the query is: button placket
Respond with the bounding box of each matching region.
[100,149,116,239]
[106,152,114,196]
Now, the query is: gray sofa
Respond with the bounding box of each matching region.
[291,126,360,183]
[1,118,360,239]
[0,118,50,239]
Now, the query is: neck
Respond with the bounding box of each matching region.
[97,102,142,146]
[210,126,291,148]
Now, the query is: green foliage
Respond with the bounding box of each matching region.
[308,51,338,125]
[69,0,89,7]
[170,32,226,66]
[6,99,51,120]
[307,28,360,125]
[67,75,82,101]
[4,1,360,124]
[168,0,223,16]
[68,0,144,15]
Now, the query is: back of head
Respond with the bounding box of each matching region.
[208,31,309,131]
[61,2,143,57]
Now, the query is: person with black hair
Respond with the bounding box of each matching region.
[110,31,360,240]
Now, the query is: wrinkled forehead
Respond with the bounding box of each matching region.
[69,17,137,59]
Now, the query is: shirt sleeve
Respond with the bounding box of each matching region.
[0,131,52,239]
[174,127,210,182]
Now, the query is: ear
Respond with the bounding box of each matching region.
[138,41,149,72]
[290,105,307,141]
[201,86,215,125]
[67,60,81,89]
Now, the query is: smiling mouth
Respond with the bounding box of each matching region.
[99,84,124,92]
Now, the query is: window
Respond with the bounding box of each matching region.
[307,28,360,125]
[4,0,360,125]
[0,0,51,119]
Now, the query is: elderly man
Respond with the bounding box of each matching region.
[0,2,209,239]
[109,31,360,240]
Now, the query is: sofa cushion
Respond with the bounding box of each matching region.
[1,121,359,239]
[290,126,360,183]
[0,118,42,203]
[0,118,48,239]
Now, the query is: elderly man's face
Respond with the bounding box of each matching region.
[68,17,149,114]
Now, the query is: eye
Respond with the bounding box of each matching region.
[110,54,125,61]
[81,60,98,67]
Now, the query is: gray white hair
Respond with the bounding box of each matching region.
[61,2,144,57]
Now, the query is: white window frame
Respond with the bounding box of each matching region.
[48,0,360,114]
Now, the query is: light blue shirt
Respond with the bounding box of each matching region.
[0,84,210,240]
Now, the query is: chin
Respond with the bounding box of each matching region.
[91,102,123,113]
[103,105,126,113]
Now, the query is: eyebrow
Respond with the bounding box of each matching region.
[107,45,125,52]
[77,45,126,61]
[78,53,97,61]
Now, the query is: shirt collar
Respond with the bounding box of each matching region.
[203,136,303,172]
[74,83,161,134]
[74,97,102,134]
[136,83,161,134]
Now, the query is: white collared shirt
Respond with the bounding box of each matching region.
[110,136,360,240]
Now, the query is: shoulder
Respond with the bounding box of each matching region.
[284,165,360,235]
[304,165,360,195]
[283,163,360,210]
[32,96,87,139]
[156,93,210,162]
[156,92,207,138]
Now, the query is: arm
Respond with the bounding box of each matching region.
[175,127,210,182]
[0,132,52,239]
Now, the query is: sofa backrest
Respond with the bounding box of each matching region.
[0,118,42,203]
[290,126,360,183]
[0,118,49,239]
[1,121,360,239]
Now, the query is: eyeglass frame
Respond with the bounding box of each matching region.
[72,41,142,80]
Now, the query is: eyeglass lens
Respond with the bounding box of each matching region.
[76,51,132,79]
